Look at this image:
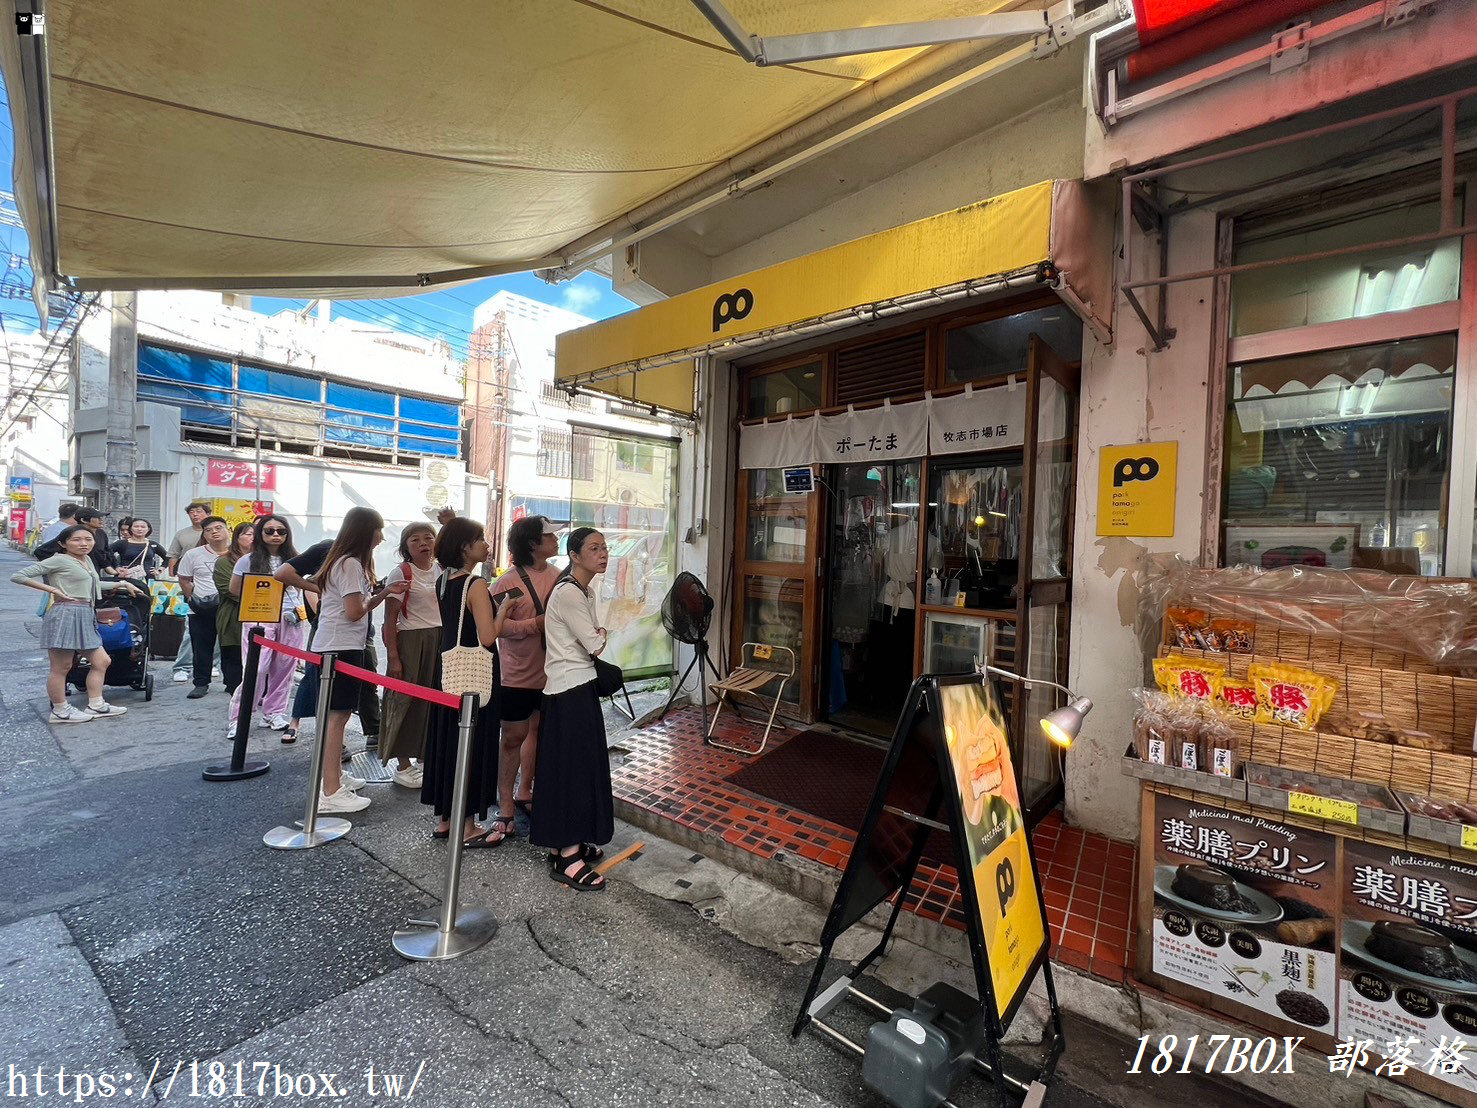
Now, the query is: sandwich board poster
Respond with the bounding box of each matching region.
[1151,795,1337,1035]
[1338,841,1477,1097]
[936,678,1046,1029]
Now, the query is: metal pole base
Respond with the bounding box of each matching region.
[263,817,352,849]
[203,760,270,782]
[392,909,498,962]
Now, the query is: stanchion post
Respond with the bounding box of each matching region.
[393,692,498,961]
[203,627,269,782]
[263,650,350,849]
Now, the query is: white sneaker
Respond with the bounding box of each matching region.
[393,765,424,788]
[267,715,290,731]
[84,702,127,718]
[318,787,370,813]
[226,724,239,739]
[172,671,190,683]
[49,704,91,724]
[212,667,222,678]
[342,771,367,791]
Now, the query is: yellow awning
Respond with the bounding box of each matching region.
[555,178,1113,415]
[0,0,1057,296]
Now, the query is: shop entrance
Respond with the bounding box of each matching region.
[821,459,924,737]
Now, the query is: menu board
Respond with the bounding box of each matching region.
[936,679,1046,1028]
[1339,842,1477,1097]
[1150,795,1338,1034]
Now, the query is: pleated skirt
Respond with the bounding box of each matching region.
[529,679,613,849]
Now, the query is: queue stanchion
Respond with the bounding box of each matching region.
[394,691,498,961]
[203,626,269,782]
[264,650,351,849]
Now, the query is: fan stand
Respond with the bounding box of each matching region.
[658,635,725,735]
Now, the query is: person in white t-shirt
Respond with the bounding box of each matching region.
[176,516,231,698]
[304,507,408,814]
[380,522,440,788]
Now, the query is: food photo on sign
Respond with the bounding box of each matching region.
[1150,795,1338,1036]
[1338,841,1477,1095]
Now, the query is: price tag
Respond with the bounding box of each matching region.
[1212,748,1234,778]
[1288,790,1359,826]
[752,644,773,661]
[1461,825,1477,852]
[1146,738,1167,765]
[1179,742,1198,772]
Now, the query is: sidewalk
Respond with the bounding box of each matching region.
[0,549,1389,1107]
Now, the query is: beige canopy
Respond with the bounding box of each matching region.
[1,0,1059,300]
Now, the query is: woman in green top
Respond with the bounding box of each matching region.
[214,521,254,694]
[11,524,147,725]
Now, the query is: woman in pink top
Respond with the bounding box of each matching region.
[489,515,563,828]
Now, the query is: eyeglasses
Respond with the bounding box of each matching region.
[263,527,287,536]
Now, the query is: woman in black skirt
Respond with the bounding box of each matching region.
[531,527,613,891]
[421,517,513,846]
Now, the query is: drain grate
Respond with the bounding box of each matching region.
[347,750,395,784]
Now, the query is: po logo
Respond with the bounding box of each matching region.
[1113,456,1160,488]
[996,856,1016,915]
[712,287,754,333]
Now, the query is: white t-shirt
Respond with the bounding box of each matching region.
[176,545,224,603]
[312,556,370,652]
[394,562,442,632]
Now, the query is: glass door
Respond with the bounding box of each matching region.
[822,459,926,737]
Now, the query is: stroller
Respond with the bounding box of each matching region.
[66,590,156,701]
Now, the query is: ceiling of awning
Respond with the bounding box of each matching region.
[1,0,1060,297]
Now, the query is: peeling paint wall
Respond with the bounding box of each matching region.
[1065,209,1218,840]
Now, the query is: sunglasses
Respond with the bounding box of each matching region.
[262,527,288,536]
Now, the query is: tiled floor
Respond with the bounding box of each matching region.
[612,706,1137,984]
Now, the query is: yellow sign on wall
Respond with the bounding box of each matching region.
[238,574,284,624]
[1096,441,1178,538]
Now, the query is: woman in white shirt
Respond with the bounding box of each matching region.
[310,507,408,814]
[530,527,614,891]
[226,514,306,738]
[175,515,230,697]
[380,522,440,787]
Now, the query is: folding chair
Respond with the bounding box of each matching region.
[706,642,795,756]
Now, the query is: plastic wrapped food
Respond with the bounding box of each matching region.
[1209,617,1254,654]
[1402,794,1477,824]
[1320,710,1396,744]
[1200,712,1238,777]
[1167,606,1210,650]
[1249,663,1337,731]
[1214,676,1259,723]
[1132,688,1172,764]
[1153,653,1227,702]
[1165,699,1203,770]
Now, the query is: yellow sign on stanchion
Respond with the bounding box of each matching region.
[239,574,284,623]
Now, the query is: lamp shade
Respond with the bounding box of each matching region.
[1040,697,1093,749]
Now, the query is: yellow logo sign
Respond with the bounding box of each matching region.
[238,574,284,624]
[1097,441,1178,538]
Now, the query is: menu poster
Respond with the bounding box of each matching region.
[1151,795,1337,1034]
[936,679,1046,1030]
[1339,842,1477,1096]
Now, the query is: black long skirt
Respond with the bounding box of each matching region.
[529,680,613,849]
[420,692,500,822]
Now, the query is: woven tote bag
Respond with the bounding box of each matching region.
[440,574,494,705]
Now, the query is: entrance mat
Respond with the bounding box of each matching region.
[723,729,952,865]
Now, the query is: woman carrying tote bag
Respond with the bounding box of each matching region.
[531,527,615,891]
[419,517,514,847]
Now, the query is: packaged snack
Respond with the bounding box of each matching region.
[1214,676,1259,722]
[1153,653,1227,702]
[1321,710,1396,744]
[1249,663,1338,731]
[1209,617,1254,654]
[1396,728,1444,751]
[1167,607,1210,650]
[1165,698,1202,770]
[1132,688,1171,764]
[1201,713,1238,777]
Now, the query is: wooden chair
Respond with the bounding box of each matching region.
[706,642,795,756]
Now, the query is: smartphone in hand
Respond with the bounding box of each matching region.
[495,586,524,608]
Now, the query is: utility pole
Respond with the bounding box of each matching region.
[103,290,137,531]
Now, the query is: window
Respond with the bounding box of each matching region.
[745,360,822,419]
[945,307,1082,384]
[538,428,571,478]
[1222,334,1455,576]
[615,440,656,474]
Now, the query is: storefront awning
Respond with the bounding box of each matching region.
[0,0,1063,304]
[555,178,1113,416]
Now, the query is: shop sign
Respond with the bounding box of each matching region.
[1337,842,1477,1097]
[238,574,285,624]
[7,475,32,502]
[211,498,272,531]
[209,458,276,492]
[9,506,27,540]
[928,383,1027,456]
[937,680,1046,1027]
[815,400,929,465]
[1151,795,1337,1035]
[1097,441,1177,537]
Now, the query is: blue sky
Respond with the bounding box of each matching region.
[0,70,633,351]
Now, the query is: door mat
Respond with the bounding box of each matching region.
[724,729,952,865]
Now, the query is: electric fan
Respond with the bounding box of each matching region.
[659,572,725,733]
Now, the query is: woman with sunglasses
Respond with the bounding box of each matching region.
[213,521,254,694]
[225,515,303,738]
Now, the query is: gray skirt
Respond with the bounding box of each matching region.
[41,602,101,652]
